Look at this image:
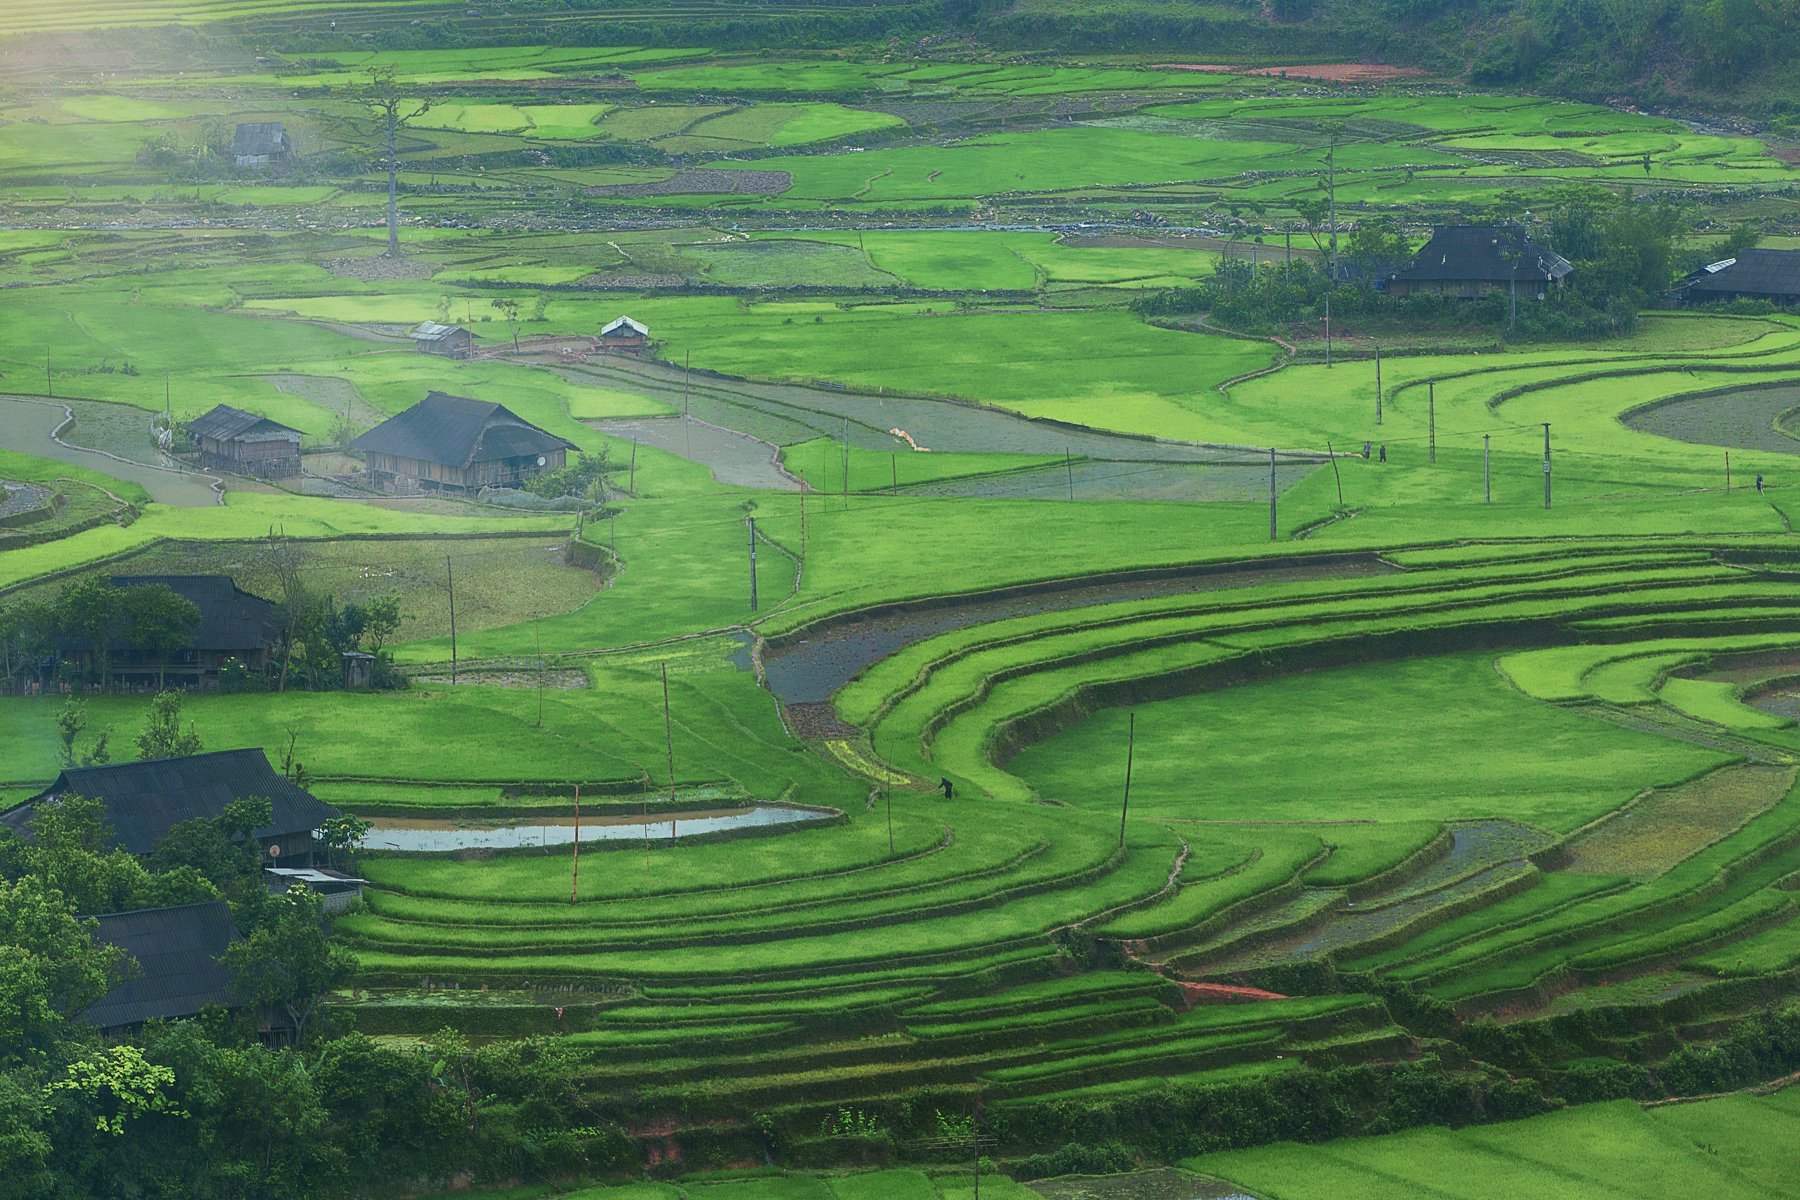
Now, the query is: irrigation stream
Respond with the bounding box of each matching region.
[364,805,831,852]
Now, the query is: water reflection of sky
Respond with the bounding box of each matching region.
[365,806,827,852]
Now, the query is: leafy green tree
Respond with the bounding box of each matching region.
[135,691,203,762]
[316,816,372,872]
[491,297,523,350]
[0,875,124,1064]
[55,700,110,768]
[55,578,122,687]
[118,585,199,690]
[0,600,55,692]
[48,1046,185,1137]
[224,887,352,1047]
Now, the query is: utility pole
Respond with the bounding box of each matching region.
[661,661,676,803]
[1326,440,1343,507]
[891,453,898,496]
[1065,449,1074,501]
[629,439,637,494]
[885,786,894,856]
[445,555,458,684]
[1326,125,1340,276]
[799,484,807,559]
[1509,264,1518,332]
[45,353,51,398]
[1268,447,1278,541]
[570,782,580,903]
[1428,381,1436,464]
[841,416,850,509]
[1324,291,1332,368]
[682,351,692,461]
[1118,711,1135,849]
[1374,345,1382,425]
[1542,422,1552,509]
[1484,434,1491,504]
[535,627,546,727]
[1726,450,1732,493]
[747,516,759,612]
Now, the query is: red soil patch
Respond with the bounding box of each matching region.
[1153,63,1430,83]
[1176,981,1291,1004]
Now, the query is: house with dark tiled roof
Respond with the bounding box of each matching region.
[1679,249,1800,305]
[186,404,302,477]
[1385,224,1572,300]
[106,574,279,683]
[3,748,339,862]
[81,901,245,1033]
[350,391,574,493]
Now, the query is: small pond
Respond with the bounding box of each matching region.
[364,805,829,852]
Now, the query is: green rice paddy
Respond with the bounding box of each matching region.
[10,13,1800,1189]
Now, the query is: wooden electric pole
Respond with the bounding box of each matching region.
[1327,440,1343,507]
[1268,448,1278,541]
[445,555,458,684]
[1542,422,1552,509]
[747,516,759,612]
[1118,711,1135,849]
[661,661,676,803]
[1428,381,1436,464]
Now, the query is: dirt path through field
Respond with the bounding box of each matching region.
[0,394,221,506]
[559,357,1283,462]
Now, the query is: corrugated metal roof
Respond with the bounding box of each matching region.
[601,315,649,337]
[186,404,300,443]
[231,122,289,157]
[5,748,340,857]
[350,391,574,468]
[109,575,278,653]
[1684,248,1800,297]
[1389,225,1572,285]
[410,321,467,342]
[80,901,241,1029]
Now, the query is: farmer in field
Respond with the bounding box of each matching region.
[1378,444,1387,463]
[940,777,954,800]
[1757,473,1765,494]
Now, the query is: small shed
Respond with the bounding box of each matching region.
[232,122,292,169]
[1679,249,1800,305]
[186,404,302,477]
[411,321,474,360]
[350,391,575,493]
[265,866,367,914]
[599,315,649,354]
[341,650,375,691]
[80,901,242,1033]
[1385,224,1572,300]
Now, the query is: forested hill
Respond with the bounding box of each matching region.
[979,0,1799,112]
[13,0,1800,117]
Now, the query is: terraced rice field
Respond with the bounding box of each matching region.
[13,17,1800,1187]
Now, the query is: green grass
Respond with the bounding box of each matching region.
[1188,1094,1800,1199]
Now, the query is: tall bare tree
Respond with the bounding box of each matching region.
[355,68,434,258]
